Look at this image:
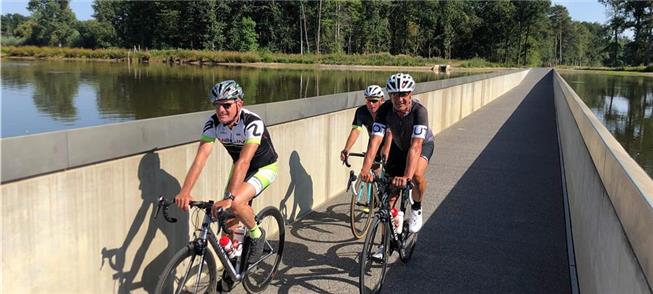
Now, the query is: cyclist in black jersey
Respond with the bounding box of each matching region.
[360,73,435,234]
[175,80,278,266]
[340,85,390,163]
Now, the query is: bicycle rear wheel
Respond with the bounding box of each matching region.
[350,178,376,239]
[155,244,217,294]
[243,206,285,293]
[359,217,390,294]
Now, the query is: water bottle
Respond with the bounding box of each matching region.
[391,208,404,234]
[219,235,237,259]
[232,223,246,258]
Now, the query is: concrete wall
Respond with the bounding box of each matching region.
[1,69,528,293]
[553,71,653,293]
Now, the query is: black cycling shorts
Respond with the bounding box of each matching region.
[385,140,434,177]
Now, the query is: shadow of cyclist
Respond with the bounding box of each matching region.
[279,150,314,223]
[100,151,188,293]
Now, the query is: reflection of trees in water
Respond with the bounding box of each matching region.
[563,72,653,175]
[0,61,36,89]
[5,60,466,124]
[31,67,80,121]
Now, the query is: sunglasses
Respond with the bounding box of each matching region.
[390,92,411,98]
[366,99,382,104]
[214,101,236,110]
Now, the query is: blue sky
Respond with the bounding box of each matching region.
[2,0,610,24]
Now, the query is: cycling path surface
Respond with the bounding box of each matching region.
[235,68,572,293]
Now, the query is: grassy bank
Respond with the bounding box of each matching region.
[557,64,653,74]
[0,46,505,68]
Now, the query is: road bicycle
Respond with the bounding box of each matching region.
[343,152,385,239]
[359,176,418,294]
[153,197,285,294]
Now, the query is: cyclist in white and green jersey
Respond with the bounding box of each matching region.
[175,80,278,265]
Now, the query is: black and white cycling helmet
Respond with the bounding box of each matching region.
[363,85,384,99]
[386,73,416,93]
[209,80,243,103]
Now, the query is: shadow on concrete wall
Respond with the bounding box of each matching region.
[100,152,188,293]
[279,150,314,223]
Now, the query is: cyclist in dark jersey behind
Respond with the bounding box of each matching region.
[360,73,435,234]
[340,85,390,164]
[175,80,278,268]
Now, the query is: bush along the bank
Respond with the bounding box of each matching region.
[1,46,484,68]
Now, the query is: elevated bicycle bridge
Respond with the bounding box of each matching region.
[230,69,571,293]
[2,69,651,293]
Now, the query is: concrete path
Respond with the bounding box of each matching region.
[235,69,571,293]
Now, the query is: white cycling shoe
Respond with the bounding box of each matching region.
[408,208,422,233]
[371,245,385,260]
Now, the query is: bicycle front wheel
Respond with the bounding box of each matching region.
[359,217,390,294]
[155,245,218,294]
[243,206,285,293]
[350,178,376,239]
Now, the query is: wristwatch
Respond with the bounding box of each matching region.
[223,192,235,201]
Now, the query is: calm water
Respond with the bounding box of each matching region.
[561,71,653,176]
[1,60,474,137]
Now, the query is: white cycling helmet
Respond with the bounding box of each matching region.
[386,73,416,93]
[363,85,384,99]
[209,80,243,103]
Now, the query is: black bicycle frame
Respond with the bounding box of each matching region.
[156,198,252,283]
[374,178,413,243]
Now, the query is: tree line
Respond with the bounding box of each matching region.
[2,0,652,67]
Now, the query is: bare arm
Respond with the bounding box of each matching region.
[360,135,383,182]
[341,127,361,161]
[176,140,214,211]
[381,130,392,162]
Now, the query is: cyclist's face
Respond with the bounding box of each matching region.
[390,92,412,113]
[365,97,383,113]
[214,99,242,124]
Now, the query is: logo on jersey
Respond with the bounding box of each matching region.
[247,123,262,136]
[372,122,386,137]
[412,125,427,139]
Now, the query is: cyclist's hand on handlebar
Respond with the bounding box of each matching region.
[360,169,374,183]
[340,149,349,162]
[392,176,410,188]
[211,199,232,220]
[175,193,192,212]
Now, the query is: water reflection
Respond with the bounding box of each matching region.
[1,60,475,137]
[561,71,653,176]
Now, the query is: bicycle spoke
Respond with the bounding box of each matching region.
[194,254,206,293]
[176,254,196,294]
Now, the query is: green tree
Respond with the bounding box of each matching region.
[26,0,79,46]
[355,1,389,53]
[1,13,29,36]
[227,17,259,51]
[75,19,115,48]
[622,0,653,65]
[600,0,627,66]
[549,5,572,65]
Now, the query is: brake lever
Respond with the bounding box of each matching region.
[343,155,351,168]
[346,170,357,192]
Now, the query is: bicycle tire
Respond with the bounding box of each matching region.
[350,178,376,239]
[399,188,418,263]
[359,217,390,294]
[155,245,218,294]
[243,206,285,294]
